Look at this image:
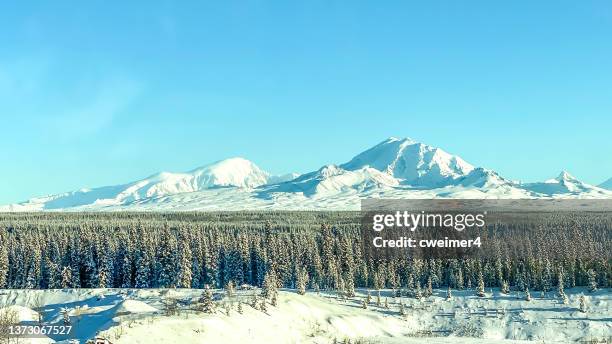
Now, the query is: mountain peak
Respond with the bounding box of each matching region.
[341,137,474,187]
[3,137,612,212]
[190,157,270,189]
[556,170,577,182]
[385,136,415,144]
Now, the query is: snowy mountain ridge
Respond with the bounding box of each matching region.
[2,137,611,211]
[599,177,612,190]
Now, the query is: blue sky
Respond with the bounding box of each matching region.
[1,1,611,204]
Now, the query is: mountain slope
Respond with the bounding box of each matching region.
[341,137,474,187]
[522,171,608,196]
[2,137,611,212]
[2,158,272,211]
[599,177,612,190]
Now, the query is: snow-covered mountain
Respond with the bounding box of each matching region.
[2,157,285,211]
[599,177,612,190]
[2,137,610,211]
[522,171,603,195]
[340,137,474,187]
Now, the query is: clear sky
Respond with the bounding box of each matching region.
[1,1,611,204]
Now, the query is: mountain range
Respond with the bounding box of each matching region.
[2,137,611,211]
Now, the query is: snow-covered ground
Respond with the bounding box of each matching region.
[1,287,609,343]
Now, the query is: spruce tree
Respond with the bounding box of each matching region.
[262,270,278,300]
[501,280,510,294]
[415,284,422,300]
[477,271,486,297]
[177,239,193,288]
[157,228,177,288]
[225,280,236,298]
[60,266,72,289]
[426,276,433,297]
[557,267,565,297]
[250,292,259,309]
[199,284,216,314]
[586,269,597,292]
[0,243,8,288]
[344,272,355,298]
[296,268,308,295]
[579,295,587,313]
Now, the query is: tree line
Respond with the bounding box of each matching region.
[0,212,609,293]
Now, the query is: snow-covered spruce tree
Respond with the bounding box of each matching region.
[223,248,244,288]
[446,286,452,300]
[405,273,415,297]
[250,292,259,309]
[561,292,569,305]
[68,240,81,288]
[24,247,42,289]
[225,280,236,298]
[60,266,72,289]
[0,243,8,288]
[366,290,372,304]
[82,246,97,288]
[261,270,278,300]
[134,249,152,288]
[344,272,356,298]
[237,301,243,314]
[120,253,133,288]
[399,302,406,316]
[525,287,531,301]
[586,269,597,292]
[579,295,587,313]
[495,256,504,288]
[260,299,268,313]
[44,259,61,289]
[542,258,553,292]
[362,298,368,309]
[337,274,345,300]
[163,297,179,316]
[199,284,216,314]
[156,228,177,288]
[426,276,433,298]
[557,266,565,297]
[415,284,422,300]
[296,268,308,295]
[271,291,278,307]
[501,280,510,294]
[177,237,193,288]
[477,271,486,297]
[376,291,381,306]
[456,268,464,290]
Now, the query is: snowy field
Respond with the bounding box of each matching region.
[0,287,609,343]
